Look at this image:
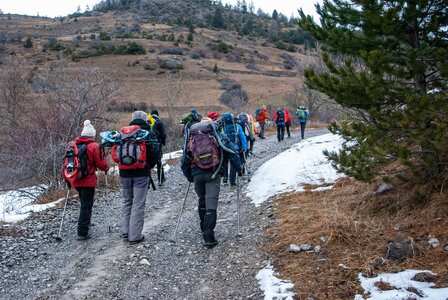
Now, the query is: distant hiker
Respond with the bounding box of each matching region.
[221,113,247,186]
[63,120,109,240]
[150,109,167,186]
[284,109,292,138]
[296,106,309,139]
[181,119,242,248]
[116,110,156,245]
[207,112,221,122]
[237,112,255,154]
[180,108,202,134]
[274,107,286,142]
[255,106,268,139]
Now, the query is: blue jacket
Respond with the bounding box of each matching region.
[296,109,309,123]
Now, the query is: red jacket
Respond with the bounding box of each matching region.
[258,108,268,123]
[284,109,292,125]
[71,137,109,187]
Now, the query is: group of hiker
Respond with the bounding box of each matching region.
[62,105,309,248]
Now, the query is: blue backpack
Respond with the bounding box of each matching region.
[221,113,238,143]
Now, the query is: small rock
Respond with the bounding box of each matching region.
[314,246,322,253]
[394,226,403,231]
[289,244,301,253]
[319,237,326,243]
[374,183,393,195]
[300,244,312,251]
[445,245,448,251]
[139,259,151,266]
[428,238,440,248]
[36,224,45,231]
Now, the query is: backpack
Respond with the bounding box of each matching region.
[145,129,161,169]
[255,108,262,121]
[237,113,249,129]
[62,141,93,184]
[276,109,285,123]
[188,122,220,170]
[180,112,200,125]
[221,113,238,144]
[297,109,307,120]
[111,125,148,170]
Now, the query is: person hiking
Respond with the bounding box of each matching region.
[296,106,309,139]
[117,110,154,245]
[274,108,286,142]
[181,118,242,248]
[237,112,255,155]
[181,108,202,135]
[150,109,167,186]
[255,106,268,139]
[63,120,109,240]
[284,109,292,138]
[221,113,247,186]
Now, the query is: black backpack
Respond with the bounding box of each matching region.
[145,130,161,169]
[276,109,285,123]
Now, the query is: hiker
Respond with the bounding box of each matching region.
[181,118,242,248]
[63,120,109,240]
[221,113,247,186]
[274,107,286,142]
[181,108,202,134]
[255,106,268,139]
[284,109,292,138]
[117,110,155,245]
[237,112,255,155]
[296,106,309,139]
[150,109,167,186]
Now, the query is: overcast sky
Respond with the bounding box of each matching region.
[1,0,322,20]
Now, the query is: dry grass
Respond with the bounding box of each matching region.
[267,177,448,299]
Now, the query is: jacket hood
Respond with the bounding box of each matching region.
[129,119,151,130]
[75,136,95,144]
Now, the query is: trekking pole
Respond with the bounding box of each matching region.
[171,181,191,242]
[55,188,70,242]
[247,152,252,182]
[105,172,112,233]
[236,174,242,238]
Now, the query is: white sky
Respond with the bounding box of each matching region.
[1,0,322,20]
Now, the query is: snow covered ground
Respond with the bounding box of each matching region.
[256,263,295,300]
[247,133,344,206]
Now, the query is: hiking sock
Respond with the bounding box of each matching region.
[198,205,206,232]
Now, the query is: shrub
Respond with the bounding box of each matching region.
[23,37,32,48]
[99,32,111,40]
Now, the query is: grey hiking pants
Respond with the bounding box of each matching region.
[120,176,149,242]
[194,173,221,211]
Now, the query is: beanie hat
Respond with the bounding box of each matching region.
[151,109,159,116]
[191,108,198,115]
[132,110,147,121]
[81,120,96,138]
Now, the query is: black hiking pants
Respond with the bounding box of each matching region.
[75,187,95,237]
[285,123,291,137]
[300,122,307,139]
[277,124,285,141]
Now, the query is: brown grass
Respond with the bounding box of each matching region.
[267,177,448,299]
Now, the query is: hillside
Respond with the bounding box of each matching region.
[0,1,319,115]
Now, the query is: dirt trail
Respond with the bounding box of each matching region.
[0,129,328,299]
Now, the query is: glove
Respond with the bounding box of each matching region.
[65,180,71,189]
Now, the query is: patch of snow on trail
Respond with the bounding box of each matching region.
[354,270,448,299]
[256,263,295,300]
[247,133,343,206]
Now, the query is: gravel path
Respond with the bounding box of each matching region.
[0,129,328,299]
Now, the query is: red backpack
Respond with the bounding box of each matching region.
[189,122,220,170]
[62,141,93,184]
[111,125,147,170]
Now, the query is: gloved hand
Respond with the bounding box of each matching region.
[65,180,71,189]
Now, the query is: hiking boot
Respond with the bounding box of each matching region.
[222,177,228,184]
[230,182,237,186]
[77,234,91,240]
[260,136,265,139]
[121,233,128,239]
[129,235,145,245]
[203,210,218,248]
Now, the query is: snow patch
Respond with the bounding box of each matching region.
[247,133,343,206]
[354,270,448,299]
[256,263,295,300]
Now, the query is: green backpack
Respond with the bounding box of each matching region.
[297,110,307,119]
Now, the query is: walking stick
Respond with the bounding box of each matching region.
[105,172,112,232]
[236,174,242,237]
[171,182,191,242]
[55,188,70,242]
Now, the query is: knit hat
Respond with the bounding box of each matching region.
[151,109,158,116]
[132,110,147,121]
[81,120,96,138]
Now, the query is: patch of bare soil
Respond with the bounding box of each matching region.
[267,177,448,299]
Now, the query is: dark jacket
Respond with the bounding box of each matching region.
[152,115,166,146]
[181,131,241,182]
[118,119,152,178]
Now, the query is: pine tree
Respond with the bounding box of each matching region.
[272,9,278,20]
[213,7,225,29]
[298,0,448,183]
